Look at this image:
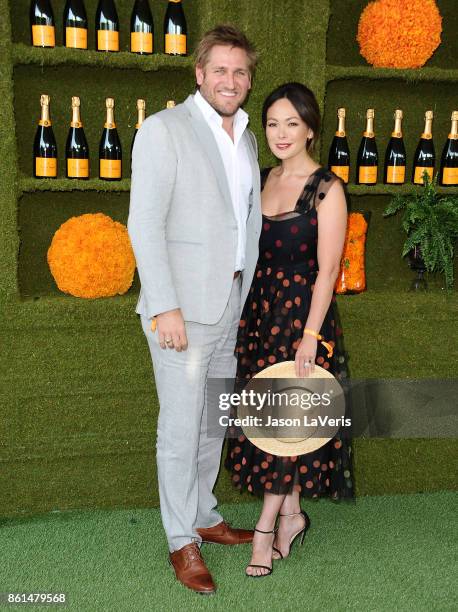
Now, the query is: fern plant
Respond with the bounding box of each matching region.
[383,173,458,291]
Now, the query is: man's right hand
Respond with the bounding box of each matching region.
[155,309,188,351]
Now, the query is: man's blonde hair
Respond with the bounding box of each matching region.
[194,24,258,75]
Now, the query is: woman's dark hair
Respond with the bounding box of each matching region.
[262,82,321,153]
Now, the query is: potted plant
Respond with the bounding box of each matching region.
[383,173,458,291]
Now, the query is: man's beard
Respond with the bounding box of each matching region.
[214,103,240,117]
[200,87,246,118]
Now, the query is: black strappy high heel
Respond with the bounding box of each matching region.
[272,510,311,560]
[245,527,282,577]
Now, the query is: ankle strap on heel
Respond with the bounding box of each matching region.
[279,511,302,517]
[254,527,276,534]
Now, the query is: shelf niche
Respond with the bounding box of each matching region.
[18,190,140,298]
[14,63,195,179]
[322,77,458,188]
[10,0,201,55]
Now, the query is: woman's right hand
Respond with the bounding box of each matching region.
[294,334,317,377]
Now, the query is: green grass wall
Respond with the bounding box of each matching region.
[0,0,457,518]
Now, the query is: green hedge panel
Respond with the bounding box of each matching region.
[0,451,158,516]
[1,0,457,519]
[11,42,194,71]
[0,327,152,401]
[327,64,458,83]
[0,0,20,302]
[1,436,455,517]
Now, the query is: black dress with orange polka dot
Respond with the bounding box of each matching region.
[225,167,354,500]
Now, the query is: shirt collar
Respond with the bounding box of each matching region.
[194,90,249,135]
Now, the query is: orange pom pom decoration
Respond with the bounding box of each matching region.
[357,0,442,69]
[47,213,136,298]
[335,213,368,294]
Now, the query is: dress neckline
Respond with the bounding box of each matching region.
[261,166,323,219]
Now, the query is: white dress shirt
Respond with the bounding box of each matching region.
[194,90,252,272]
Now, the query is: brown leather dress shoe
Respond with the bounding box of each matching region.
[169,543,216,595]
[196,521,254,545]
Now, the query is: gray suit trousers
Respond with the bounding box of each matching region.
[140,277,241,552]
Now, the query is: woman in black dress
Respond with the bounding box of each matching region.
[225,83,354,576]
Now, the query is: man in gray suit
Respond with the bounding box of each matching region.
[128,25,261,594]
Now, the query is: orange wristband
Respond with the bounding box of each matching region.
[303,327,321,340]
[151,318,157,332]
[303,327,334,358]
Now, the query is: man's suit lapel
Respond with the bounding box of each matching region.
[184,95,233,214]
[243,130,261,217]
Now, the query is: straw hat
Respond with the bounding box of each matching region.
[237,361,346,457]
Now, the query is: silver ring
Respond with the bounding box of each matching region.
[304,361,312,367]
[165,338,173,344]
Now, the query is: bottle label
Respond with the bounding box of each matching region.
[420,133,432,140]
[165,34,186,55]
[38,119,52,127]
[35,157,57,177]
[386,165,405,184]
[358,166,377,184]
[442,167,458,185]
[67,158,89,178]
[32,24,55,47]
[363,131,374,138]
[335,131,346,138]
[66,27,88,49]
[391,132,403,138]
[97,30,119,51]
[100,159,121,178]
[131,32,153,53]
[414,166,434,184]
[331,165,349,183]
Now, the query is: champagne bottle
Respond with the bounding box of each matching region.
[33,94,57,178]
[384,109,406,185]
[356,109,378,185]
[99,98,122,180]
[96,0,119,52]
[412,111,435,185]
[328,108,350,184]
[164,0,187,56]
[64,0,88,49]
[66,97,89,179]
[439,111,458,187]
[131,99,145,166]
[30,0,55,48]
[131,0,154,54]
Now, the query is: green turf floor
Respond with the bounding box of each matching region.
[1,492,456,611]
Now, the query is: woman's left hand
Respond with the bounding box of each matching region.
[295,334,318,377]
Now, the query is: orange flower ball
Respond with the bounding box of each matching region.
[335,213,368,294]
[47,213,136,298]
[357,0,442,69]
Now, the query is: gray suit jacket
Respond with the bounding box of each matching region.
[127,94,262,324]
